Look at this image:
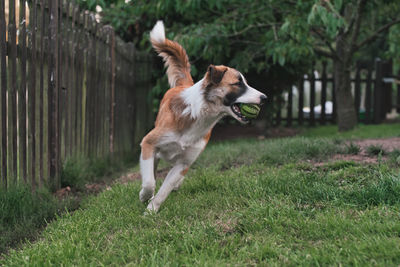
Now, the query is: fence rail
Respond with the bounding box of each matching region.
[0,0,154,190]
[273,59,399,126]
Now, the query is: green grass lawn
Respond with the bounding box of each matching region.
[2,124,400,266]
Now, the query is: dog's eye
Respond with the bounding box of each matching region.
[232,77,243,86]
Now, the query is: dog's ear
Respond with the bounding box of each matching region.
[207,65,227,85]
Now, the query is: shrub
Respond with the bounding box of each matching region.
[366,145,386,156]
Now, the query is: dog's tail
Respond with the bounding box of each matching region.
[150,21,193,87]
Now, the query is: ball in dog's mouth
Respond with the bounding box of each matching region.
[231,103,260,122]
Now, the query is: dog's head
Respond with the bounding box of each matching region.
[203,65,267,123]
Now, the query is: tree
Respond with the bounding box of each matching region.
[80,0,400,131]
[281,0,400,131]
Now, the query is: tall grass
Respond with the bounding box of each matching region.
[0,186,67,254]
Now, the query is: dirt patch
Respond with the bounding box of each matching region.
[313,137,400,166]
[351,138,400,153]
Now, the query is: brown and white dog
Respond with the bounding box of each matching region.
[140,21,267,212]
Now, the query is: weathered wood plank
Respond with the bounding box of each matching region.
[109,27,115,153]
[0,0,8,188]
[48,0,60,190]
[19,0,27,183]
[38,0,46,186]
[8,0,18,182]
[28,0,37,189]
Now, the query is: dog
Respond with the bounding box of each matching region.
[140,21,267,212]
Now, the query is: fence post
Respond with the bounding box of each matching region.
[38,0,46,187]
[298,78,304,125]
[276,95,281,126]
[398,68,400,113]
[18,0,28,184]
[287,86,292,127]
[0,0,7,188]
[48,0,60,190]
[28,0,38,189]
[332,76,336,123]
[109,27,115,154]
[382,60,392,114]
[309,67,315,126]
[8,0,18,183]
[365,63,372,124]
[354,61,361,122]
[374,58,383,124]
[320,61,327,124]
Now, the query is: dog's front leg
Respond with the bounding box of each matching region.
[139,137,157,203]
[147,164,187,212]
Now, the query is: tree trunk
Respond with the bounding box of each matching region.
[333,60,357,131]
[334,33,357,132]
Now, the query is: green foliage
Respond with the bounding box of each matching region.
[61,154,134,189]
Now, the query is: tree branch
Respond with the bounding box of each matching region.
[354,17,400,51]
[344,0,366,36]
[310,27,337,57]
[313,47,337,59]
[349,0,367,53]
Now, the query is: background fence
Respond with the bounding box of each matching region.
[272,59,400,126]
[0,0,154,190]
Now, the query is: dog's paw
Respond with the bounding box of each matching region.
[139,187,154,202]
[143,208,157,216]
[173,179,184,191]
[146,201,160,213]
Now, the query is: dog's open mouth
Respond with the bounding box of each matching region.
[231,103,250,122]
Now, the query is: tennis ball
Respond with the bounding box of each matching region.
[240,103,260,119]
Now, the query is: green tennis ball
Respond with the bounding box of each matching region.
[240,103,260,119]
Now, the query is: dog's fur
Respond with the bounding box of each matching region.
[140,21,267,212]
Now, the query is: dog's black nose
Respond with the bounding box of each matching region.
[260,94,267,105]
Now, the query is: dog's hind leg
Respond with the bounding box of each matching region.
[147,163,188,212]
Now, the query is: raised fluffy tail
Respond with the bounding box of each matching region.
[150,21,193,88]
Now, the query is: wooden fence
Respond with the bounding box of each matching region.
[273,59,400,126]
[0,0,154,190]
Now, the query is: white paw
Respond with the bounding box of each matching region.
[146,201,159,213]
[139,187,154,202]
[173,179,184,191]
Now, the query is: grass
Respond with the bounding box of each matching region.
[61,154,135,189]
[0,186,76,255]
[300,123,400,138]
[343,142,361,155]
[2,123,400,265]
[0,153,136,256]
